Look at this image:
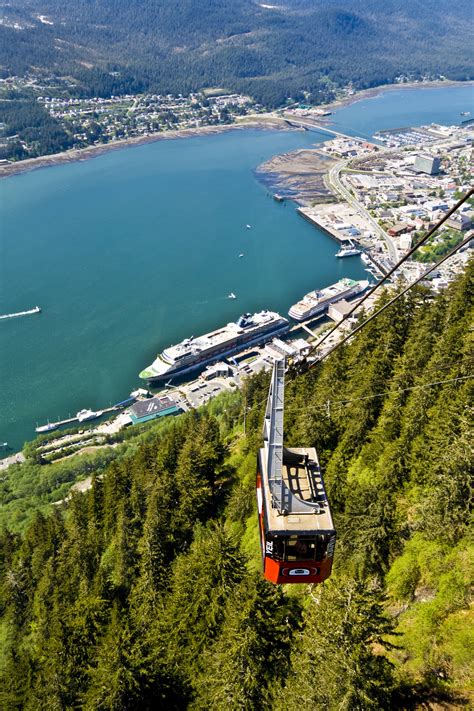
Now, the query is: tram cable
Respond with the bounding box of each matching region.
[255,188,473,584]
[251,226,473,413]
[297,187,473,369]
[344,356,474,385]
[304,229,473,369]
[308,374,474,414]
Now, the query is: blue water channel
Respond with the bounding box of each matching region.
[1,83,473,450]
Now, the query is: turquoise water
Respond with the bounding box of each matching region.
[329,84,474,139]
[1,84,473,451]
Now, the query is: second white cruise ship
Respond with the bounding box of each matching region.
[288,277,369,322]
[139,310,290,383]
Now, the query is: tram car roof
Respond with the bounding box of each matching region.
[259,445,335,536]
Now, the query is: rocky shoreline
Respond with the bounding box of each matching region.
[256,148,338,206]
[0,116,290,179]
[2,79,472,180]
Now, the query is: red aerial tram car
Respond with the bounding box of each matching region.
[257,359,336,584]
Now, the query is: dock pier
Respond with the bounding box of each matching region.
[362,252,389,277]
[300,323,318,339]
[297,207,349,243]
[36,405,119,433]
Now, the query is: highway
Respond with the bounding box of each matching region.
[326,160,397,263]
[282,113,397,262]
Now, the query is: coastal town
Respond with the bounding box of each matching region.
[0,72,458,164]
[38,91,256,145]
[0,80,472,465]
[0,72,263,163]
[2,0,473,701]
[268,108,473,289]
[1,99,473,466]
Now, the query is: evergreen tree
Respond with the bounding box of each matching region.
[161,523,247,681]
[193,575,298,710]
[1,261,472,706]
[281,579,396,710]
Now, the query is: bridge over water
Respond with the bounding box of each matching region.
[283,115,376,146]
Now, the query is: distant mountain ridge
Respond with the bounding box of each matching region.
[1,0,473,105]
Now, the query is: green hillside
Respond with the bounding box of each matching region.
[1,0,473,105]
[0,261,472,708]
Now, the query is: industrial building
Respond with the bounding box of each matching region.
[414,154,441,175]
[445,214,472,231]
[129,395,182,425]
[328,299,353,323]
[388,222,412,237]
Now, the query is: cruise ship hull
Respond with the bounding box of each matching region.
[140,319,290,384]
[288,279,369,322]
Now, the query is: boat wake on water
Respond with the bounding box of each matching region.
[0,306,41,320]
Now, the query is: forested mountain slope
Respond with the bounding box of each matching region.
[0,261,472,708]
[1,0,473,104]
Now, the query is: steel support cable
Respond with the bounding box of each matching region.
[306,374,474,413]
[246,356,474,423]
[246,193,473,416]
[340,356,474,384]
[304,357,474,406]
[310,231,473,368]
[302,187,474,364]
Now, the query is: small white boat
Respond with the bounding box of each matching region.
[336,245,362,258]
[77,408,101,423]
[35,422,58,433]
[246,224,252,229]
[238,253,244,258]
[0,305,41,320]
[227,292,237,300]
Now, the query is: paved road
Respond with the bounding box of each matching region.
[282,114,374,143]
[326,160,398,263]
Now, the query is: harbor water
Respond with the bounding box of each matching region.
[1,84,473,451]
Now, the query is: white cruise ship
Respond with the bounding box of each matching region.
[139,311,290,383]
[288,278,369,322]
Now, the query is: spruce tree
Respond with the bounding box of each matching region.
[281,579,396,710]
[193,575,298,710]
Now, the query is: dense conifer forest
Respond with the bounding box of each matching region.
[0,261,472,708]
[2,1,472,161]
[1,1,473,105]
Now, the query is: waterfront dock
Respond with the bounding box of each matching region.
[361,252,389,277]
[301,323,318,339]
[297,207,350,243]
[35,405,119,433]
